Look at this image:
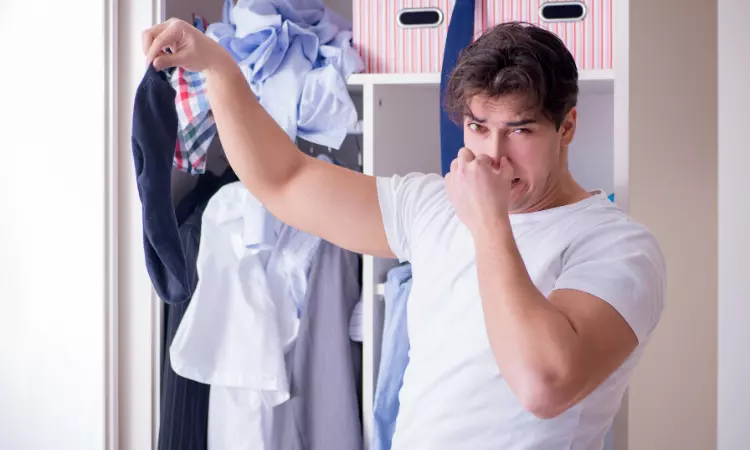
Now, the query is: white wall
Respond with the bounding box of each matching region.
[718,1,750,449]
[117,0,163,448]
[0,1,111,449]
[617,1,718,449]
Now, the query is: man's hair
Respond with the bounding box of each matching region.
[443,22,579,129]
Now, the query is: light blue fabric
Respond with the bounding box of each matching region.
[208,0,362,148]
[372,263,412,450]
[603,424,614,450]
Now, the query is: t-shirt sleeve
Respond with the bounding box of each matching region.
[553,218,667,343]
[376,172,445,262]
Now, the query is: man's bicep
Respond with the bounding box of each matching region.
[267,157,395,258]
[549,288,639,382]
[553,221,667,344]
[547,220,666,395]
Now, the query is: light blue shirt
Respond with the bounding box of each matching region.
[210,0,362,148]
[372,263,413,450]
[170,0,364,175]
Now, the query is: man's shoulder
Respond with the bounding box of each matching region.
[382,172,445,193]
[555,198,667,342]
[568,200,666,271]
[377,172,449,211]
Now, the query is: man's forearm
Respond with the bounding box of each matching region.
[204,59,306,202]
[473,220,583,416]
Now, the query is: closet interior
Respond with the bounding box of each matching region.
[156,0,617,448]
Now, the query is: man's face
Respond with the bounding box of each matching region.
[462,94,577,213]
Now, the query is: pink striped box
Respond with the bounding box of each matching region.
[352,0,613,73]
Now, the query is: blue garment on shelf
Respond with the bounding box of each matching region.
[172,0,363,174]
[439,0,475,176]
[372,263,413,450]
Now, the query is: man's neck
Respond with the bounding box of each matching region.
[512,171,591,214]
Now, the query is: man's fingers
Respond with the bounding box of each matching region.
[474,154,494,167]
[457,148,475,171]
[450,157,459,174]
[498,156,515,180]
[142,21,172,57]
[146,22,183,65]
[457,147,475,161]
[153,53,179,71]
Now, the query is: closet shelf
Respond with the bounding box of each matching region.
[347,69,614,94]
[348,72,441,86]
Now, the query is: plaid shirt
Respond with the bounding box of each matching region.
[170,67,217,175]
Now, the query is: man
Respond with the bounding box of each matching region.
[144,19,665,450]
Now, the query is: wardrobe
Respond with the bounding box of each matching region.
[158,0,614,446]
[111,1,719,450]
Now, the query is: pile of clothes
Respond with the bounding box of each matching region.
[171,0,364,174]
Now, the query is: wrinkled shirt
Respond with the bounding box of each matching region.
[171,0,363,174]
[170,181,321,449]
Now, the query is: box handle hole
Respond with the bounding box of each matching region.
[397,8,444,28]
[539,1,587,22]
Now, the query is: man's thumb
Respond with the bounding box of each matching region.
[153,53,179,71]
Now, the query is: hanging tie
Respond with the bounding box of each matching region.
[439,0,476,176]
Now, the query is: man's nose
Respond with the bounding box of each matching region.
[487,136,508,161]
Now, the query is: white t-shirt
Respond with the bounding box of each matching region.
[376,173,666,450]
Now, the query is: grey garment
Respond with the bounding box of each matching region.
[272,240,364,450]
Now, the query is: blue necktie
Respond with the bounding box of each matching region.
[440,0,475,176]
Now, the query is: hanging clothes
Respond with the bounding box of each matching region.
[159,168,238,450]
[349,296,364,342]
[314,152,365,344]
[171,0,363,174]
[131,65,193,305]
[133,65,247,450]
[170,181,321,449]
[372,263,413,450]
[133,64,209,449]
[271,240,364,450]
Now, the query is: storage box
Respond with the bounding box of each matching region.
[352,0,613,73]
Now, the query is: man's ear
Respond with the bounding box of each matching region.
[560,108,577,147]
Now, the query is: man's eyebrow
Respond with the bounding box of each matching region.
[465,109,537,127]
[465,109,486,123]
[504,119,537,127]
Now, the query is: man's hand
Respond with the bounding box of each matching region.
[143,18,233,73]
[445,147,515,235]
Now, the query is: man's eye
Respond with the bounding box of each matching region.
[468,123,486,133]
[511,128,531,135]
